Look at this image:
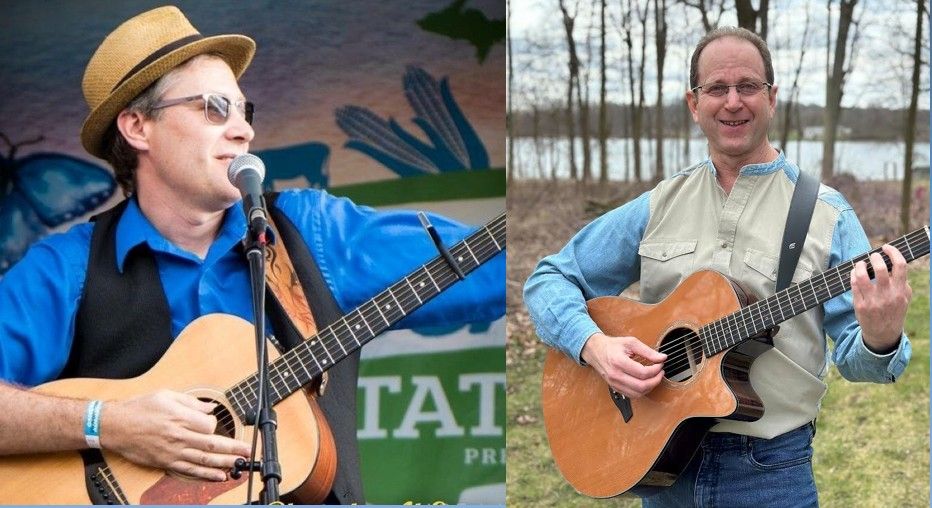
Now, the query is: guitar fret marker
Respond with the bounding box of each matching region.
[388,288,406,315]
[359,309,375,336]
[375,300,391,325]
[344,317,362,346]
[406,277,424,304]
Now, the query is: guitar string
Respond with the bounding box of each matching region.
[657,232,929,373]
[658,234,928,373]
[220,219,506,427]
[218,229,505,430]
[249,219,506,398]
[642,231,928,374]
[216,219,506,429]
[218,219,505,429]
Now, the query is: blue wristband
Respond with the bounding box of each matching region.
[84,400,102,449]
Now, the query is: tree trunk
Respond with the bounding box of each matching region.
[780,1,811,152]
[624,0,641,181]
[735,0,769,39]
[559,0,580,180]
[900,0,924,233]
[599,0,608,182]
[634,0,649,182]
[822,0,858,180]
[653,0,667,183]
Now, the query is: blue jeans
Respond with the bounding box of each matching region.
[641,424,818,508]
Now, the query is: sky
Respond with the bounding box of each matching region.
[509,0,930,111]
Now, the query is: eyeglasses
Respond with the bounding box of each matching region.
[691,81,772,98]
[151,93,254,125]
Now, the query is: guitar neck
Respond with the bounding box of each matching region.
[226,213,505,414]
[702,227,930,356]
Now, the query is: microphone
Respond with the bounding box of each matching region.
[227,153,268,236]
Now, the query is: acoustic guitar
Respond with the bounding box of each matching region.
[541,227,929,498]
[0,213,505,505]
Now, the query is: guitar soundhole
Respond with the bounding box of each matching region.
[658,327,705,382]
[198,397,236,439]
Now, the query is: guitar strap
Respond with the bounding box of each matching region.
[264,214,329,395]
[776,170,820,292]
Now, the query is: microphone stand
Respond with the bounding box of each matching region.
[242,211,282,505]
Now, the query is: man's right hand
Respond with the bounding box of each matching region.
[581,332,667,398]
[100,390,252,481]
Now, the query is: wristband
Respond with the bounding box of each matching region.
[84,400,103,449]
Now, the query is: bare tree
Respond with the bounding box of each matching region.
[599,0,609,182]
[634,0,649,181]
[559,0,581,180]
[653,0,668,183]
[620,0,642,180]
[679,0,727,32]
[779,1,811,152]
[900,0,926,233]
[822,0,861,180]
[735,0,770,39]
[577,2,594,182]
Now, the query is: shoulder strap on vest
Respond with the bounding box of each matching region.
[776,171,820,292]
[265,192,365,504]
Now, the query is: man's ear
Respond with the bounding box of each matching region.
[115,109,150,152]
[685,90,699,123]
[768,84,779,115]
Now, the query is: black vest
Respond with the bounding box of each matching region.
[65,196,364,504]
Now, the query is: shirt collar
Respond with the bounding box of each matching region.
[114,198,251,273]
[705,150,787,177]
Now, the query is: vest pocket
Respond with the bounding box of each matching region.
[638,239,698,262]
[743,248,814,286]
[638,240,697,300]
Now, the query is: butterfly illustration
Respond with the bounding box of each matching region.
[0,134,116,275]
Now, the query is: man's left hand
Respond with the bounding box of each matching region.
[851,244,912,354]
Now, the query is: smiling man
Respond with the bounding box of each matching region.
[0,5,504,505]
[525,27,912,507]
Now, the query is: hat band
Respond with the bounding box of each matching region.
[111,33,204,92]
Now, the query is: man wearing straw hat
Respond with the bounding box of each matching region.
[525,27,913,506]
[0,5,504,504]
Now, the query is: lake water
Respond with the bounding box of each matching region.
[512,137,931,181]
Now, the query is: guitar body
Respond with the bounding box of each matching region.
[0,314,336,505]
[542,270,770,498]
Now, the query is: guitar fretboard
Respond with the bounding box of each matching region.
[225,213,505,420]
[700,227,930,356]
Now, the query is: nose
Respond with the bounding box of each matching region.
[724,87,743,111]
[225,108,254,144]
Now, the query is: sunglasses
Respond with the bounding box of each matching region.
[151,93,254,125]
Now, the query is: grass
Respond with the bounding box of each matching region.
[813,268,930,508]
[506,269,930,508]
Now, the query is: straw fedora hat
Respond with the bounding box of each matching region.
[81,5,255,159]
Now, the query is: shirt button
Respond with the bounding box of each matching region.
[721,241,727,248]
[661,252,668,258]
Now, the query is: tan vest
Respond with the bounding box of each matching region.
[639,158,841,438]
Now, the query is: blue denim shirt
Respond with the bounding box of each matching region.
[524,159,909,384]
[0,189,505,386]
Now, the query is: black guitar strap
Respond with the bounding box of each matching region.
[776,170,820,292]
